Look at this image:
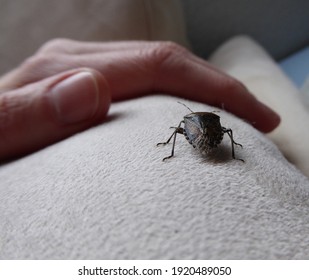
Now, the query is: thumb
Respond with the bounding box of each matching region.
[0,68,110,161]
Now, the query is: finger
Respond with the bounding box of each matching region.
[152,50,281,133]
[4,46,256,101]
[0,68,110,161]
[68,45,280,133]
[1,42,279,132]
[0,41,176,90]
[37,39,158,55]
[98,45,280,133]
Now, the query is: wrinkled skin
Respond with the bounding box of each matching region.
[0,40,280,160]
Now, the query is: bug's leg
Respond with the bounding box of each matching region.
[157,121,184,146]
[222,127,243,147]
[157,129,179,146]
[157,121,184,161]
[222,127,244,162]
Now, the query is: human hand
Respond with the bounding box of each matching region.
[0,39,280,161]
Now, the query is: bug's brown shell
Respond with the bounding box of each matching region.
[183,112,224,151]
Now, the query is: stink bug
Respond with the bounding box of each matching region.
[157,102,244,162]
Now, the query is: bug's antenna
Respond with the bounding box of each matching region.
[177,101,194,113]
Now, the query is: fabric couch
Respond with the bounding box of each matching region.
[1,0,309,259]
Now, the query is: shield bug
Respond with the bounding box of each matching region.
[157,102,244,162]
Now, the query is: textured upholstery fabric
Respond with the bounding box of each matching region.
[1,0,309,259]
[1,96,309,259]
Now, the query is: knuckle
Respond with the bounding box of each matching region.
[222,76,248,94]
[15,53,61,85]
[148,41,188,65]
[144,41,189,88]
[20,53,57,73]
[37,38,74,54]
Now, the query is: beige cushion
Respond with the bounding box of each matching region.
[1,95,309,259]
[209,36,309,178]
[1,1,309,260]
[0,0,189,75]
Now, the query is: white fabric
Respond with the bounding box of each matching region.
[1,0,309,260]
[1,95,309,259]
[209,36,309,178]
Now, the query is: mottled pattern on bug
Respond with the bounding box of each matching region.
[157,102,244,162]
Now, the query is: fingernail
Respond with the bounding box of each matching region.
[49,71,100,124]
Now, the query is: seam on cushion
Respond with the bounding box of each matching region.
[141,0,154,40]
